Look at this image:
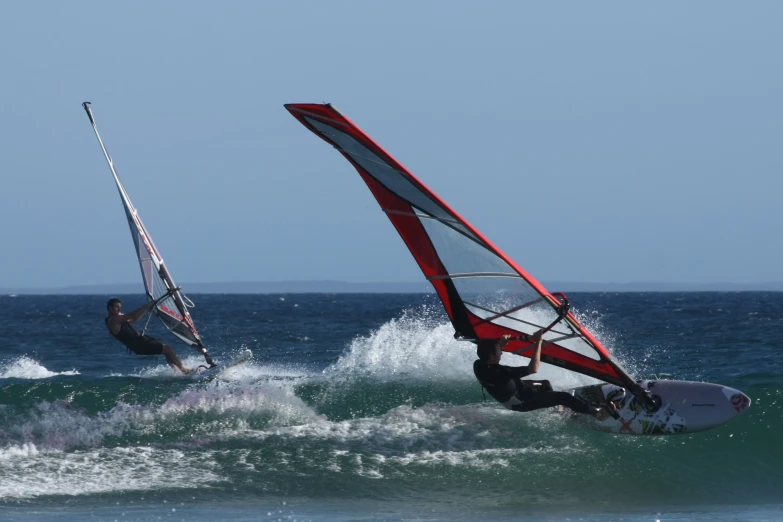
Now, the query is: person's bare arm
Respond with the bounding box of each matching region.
[124,301,156,323]
[497,334,512,350]
[124,288,179,323]
[107,301,155,334]
[106,315,123,334]
[527,329,544,374]
[498,334,539,378]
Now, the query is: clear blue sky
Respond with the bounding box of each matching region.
[1,1,781,288]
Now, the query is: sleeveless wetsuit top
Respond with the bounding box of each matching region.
[105,318,142,348]
[473,360,532,404]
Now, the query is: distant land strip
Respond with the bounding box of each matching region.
[3,280,783,295]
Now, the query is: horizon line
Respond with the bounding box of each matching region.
[3,279,783,295]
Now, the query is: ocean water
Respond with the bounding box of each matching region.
[0,292,780,521]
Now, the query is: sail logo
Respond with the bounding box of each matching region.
[159,304,200,337]
[730,393,750,413]
[619,418,635,434]
[160,305,184,322]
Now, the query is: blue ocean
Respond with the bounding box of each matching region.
[0,292,780,521]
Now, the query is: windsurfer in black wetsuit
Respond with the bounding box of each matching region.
[473,331,616,419]
[105,296,192,374]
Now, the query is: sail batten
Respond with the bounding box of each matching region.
[286,102,641,391]
[381,208,463,226]
[428,273,524,280]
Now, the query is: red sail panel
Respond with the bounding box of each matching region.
[286,103,634,387]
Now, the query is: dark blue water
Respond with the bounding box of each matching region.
[0,293,781,521]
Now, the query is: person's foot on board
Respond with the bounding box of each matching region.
[593,401,620,421]
[606,388,626,405]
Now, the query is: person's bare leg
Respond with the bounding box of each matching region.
[162,344,191,374]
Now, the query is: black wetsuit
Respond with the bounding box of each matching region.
[106,318,166,355]
[473,360,595,415]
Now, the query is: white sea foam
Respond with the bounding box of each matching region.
[112,347,310,383]
[326,307,474,381]
[0,444,225,499]
[199,359,312,384]
[0,356,79,379]
[2,304,609,451]
[0,392,585,496]
[3,377,324,452]
[245,402,567,445]
[213,401,586,480]
[326,304,599,390]
[0,305,615,498]
[158,381,324,427]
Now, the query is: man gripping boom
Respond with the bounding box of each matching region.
[105,290,192,374]
[473,331,618,419]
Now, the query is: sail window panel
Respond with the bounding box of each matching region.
[458,277,558,330]
[129,219,156,265]
[552,335,603,361]
[454,276,603,361]
[419,214,516,276]
[128,221,147,260]
[453,275,540,299]
[304,117,479,241]
[463,297,602,360]
[140,259,156,295]
[137,240,155,264]
[151,276,171,301]
[157,311,198,346]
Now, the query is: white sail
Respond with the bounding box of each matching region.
[82,102,213,366]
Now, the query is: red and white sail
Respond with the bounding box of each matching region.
[82,102,212,364]
[286,103,640,390]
